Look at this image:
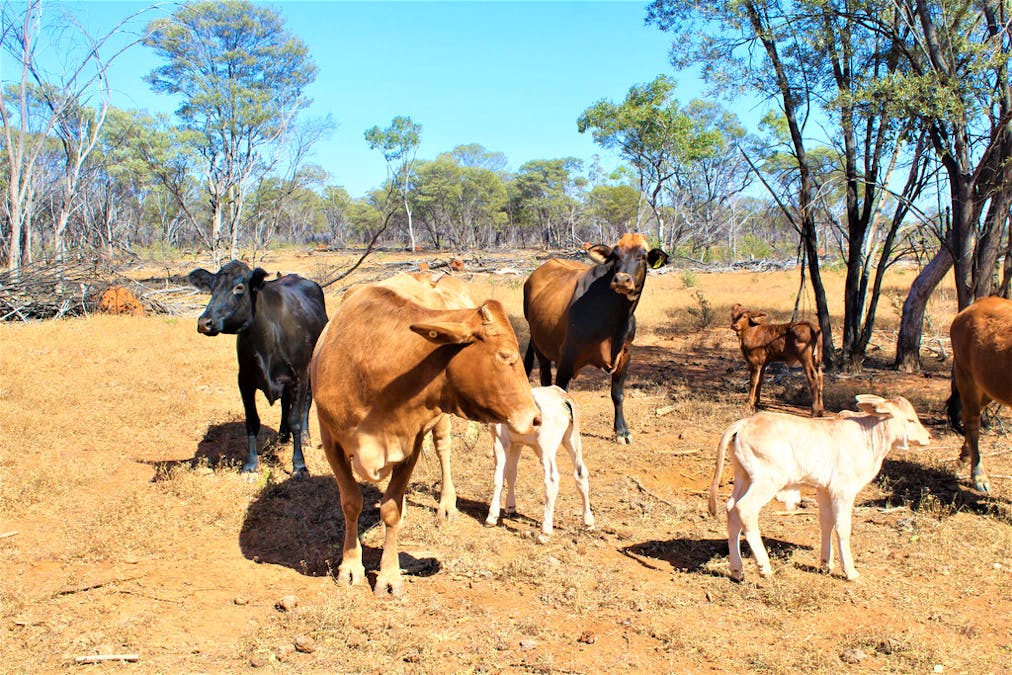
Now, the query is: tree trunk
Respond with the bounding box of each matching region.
[894,245,953,372]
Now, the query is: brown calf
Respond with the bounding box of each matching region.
[730,304,824,417]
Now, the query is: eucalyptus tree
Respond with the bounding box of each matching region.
[0,0,147,269]
[578,75,722,245]
[144,0,317,263]
[364,115,422,251]
[885,0,1012,370]
[508,158,585,247]
[647,0,935,370]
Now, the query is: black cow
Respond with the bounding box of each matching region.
[523,233,668,443]
[188,260,328,477]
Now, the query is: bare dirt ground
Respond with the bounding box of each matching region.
[1,249,1010,673]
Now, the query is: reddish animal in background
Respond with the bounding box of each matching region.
[709,395,930,581]
[311,279,540,596]
[947,296,1012,493]
[189,261,327,477]
[730,304,824,417]
[523,233,668,444]
[485,385,594,540]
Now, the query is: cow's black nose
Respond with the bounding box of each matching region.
[197,316,214,334]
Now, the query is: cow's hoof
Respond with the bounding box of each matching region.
[615,434,633,445]
[336,561,365,587]
[973,472,991,494]
[729,567,744,582]
[819,561,833,574]
[374,572,404,597]
[536,532,551,544]
[483,517,497,528]
[758,565,773,578]
[584,515,596,529]
[438,504,458,521]
[292,467,309,480]
[844,569,860,581]
[241,463,259,476]
[278,432,291,444]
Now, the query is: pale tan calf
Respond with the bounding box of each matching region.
[710,396,930,581]
[486,386,594,540]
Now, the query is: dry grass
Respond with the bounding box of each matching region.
[1,250,1009,673]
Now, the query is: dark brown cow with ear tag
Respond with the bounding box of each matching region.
[523,233,667,444]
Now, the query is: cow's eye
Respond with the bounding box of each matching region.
[497,350,518,366]
[233,283,245,295]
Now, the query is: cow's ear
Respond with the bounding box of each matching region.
[748,312,768,326]
[249,268,269,291]
[855,394,893,417]
[410,321,478,345]
[586,244,612,264]
[647,248,668,269]
[188,268,215,291]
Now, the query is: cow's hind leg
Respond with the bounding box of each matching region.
[726,464,750,580]
[804,357,824,417]
[485,428,509,527]
[955,372,991,493]
[238,370,260,474]
[286,378,310,478]
[375,445,422,597]
[816,488,835,573]
[734,479,778,578]
[538,439,562,540]
[321,431,365,587]
[432,414,456,519]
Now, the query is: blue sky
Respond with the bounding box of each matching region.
[19,1,769,198]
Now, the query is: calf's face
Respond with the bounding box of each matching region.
[587,233,667,300]
[411,300,541,435]
[188,260,268,336]
[730,304,767,333]
[856,394,932,448]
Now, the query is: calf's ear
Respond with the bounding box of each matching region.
[188,268,215,291]
[586,244,612,264]
[748,312,769,326]
[647,248,668,269]
[855,394,893,417]
[249,268,269,291]
[411,321,478,345]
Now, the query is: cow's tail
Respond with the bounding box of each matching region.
[813,324,823,372]
[947,373,965,435]
[709,418,747,516]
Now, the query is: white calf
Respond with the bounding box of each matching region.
[486,386,594,539]
[709,395,931,581]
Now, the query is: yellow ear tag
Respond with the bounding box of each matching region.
[429,330,438,338]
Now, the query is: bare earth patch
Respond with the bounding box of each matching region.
[1,250,1010,673]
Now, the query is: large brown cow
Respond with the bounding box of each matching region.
[311,279,541,596]
[523,233,667,443]
[947,296,1012,493]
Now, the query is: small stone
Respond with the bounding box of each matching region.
[840,648,867,664]
[233,595,248,606]
[577,631,596,645]
[519,639,538,651]
[933,665,944,673]
[545,556,562,567]
[294,635,316,653]
[275,643,296,662]
[993,562,1002,570]
[275,595,298,612]
[249,655,267,668]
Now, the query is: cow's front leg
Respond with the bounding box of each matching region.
[238,371,260,473]
[816,488,834,573]
[963,414,991,493]
[375,449,421,597]
[611,349,632,444]
[485,429,509,527]
[832,494,859,580]
[323,437,365,587]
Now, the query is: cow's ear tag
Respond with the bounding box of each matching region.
[429,331,438,339]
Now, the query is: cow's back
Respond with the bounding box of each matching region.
[951,296,1012,403]
[524,259,587,361]
[251,275,327,361]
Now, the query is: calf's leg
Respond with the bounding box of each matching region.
[485,428,509,527]
[563,424,594,529]
[816,488,835,572]
[539,443,561,538]
[831,493,859,580]
[733,479,777,578]
[803,357,824,417]
[726,465,749,580]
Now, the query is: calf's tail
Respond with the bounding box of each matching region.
[946,374,965,435]
[709,419,747,516]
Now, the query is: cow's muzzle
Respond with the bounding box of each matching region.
[196,315,219,336]
[611,273,637,295]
